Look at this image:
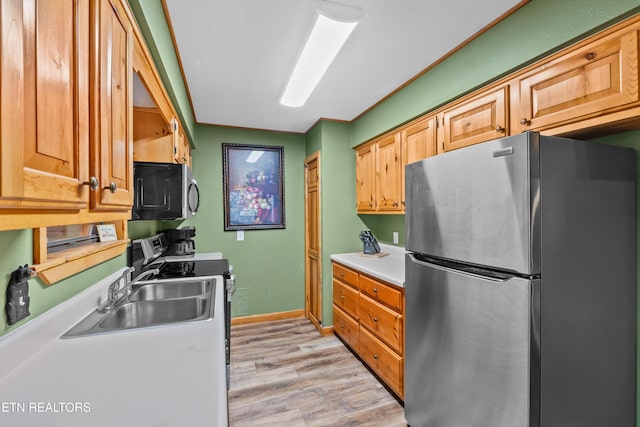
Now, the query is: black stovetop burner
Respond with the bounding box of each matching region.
[145,259,230,280]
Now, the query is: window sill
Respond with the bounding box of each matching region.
[31,240,129,285]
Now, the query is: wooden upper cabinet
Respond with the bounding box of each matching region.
[401,116,437,166]
[0,0,90,209]
[90,0,134,211]
[355,143,376,212]
[401,116,437,209]
[375,133,402,212]
[442,86,509,152]
[516,26,639,133]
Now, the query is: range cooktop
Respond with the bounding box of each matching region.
[143,259,230,280]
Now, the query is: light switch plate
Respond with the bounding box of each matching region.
[237,230,244,241]
[393,231,399,244]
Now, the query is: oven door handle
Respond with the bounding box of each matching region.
[226,275,237,299]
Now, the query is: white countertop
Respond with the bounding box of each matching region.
[331,243,406,287]
[0,263,228,426]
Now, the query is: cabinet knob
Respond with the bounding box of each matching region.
[373,354,379,360]
[81,177,99,191]
[373,317,378,322]
[585,51,597,61]
[340,295,345,300]
[520,118,531,126]
[105,182,117,193]
[495,126,505,133]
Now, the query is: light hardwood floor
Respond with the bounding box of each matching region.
[229,317,407,427]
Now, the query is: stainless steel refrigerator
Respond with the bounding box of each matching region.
[404,131,636,427]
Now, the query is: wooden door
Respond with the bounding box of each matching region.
[355,143,376,212]
[91,0,133,211]
[401,116,437,209]
[0,0,89,209]
[442,86,508,152]
[517,29,639,132]
[305,152,322,332]
[376,133,402,212]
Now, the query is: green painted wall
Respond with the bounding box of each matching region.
[0,229,127,336]
[306,120,368,325]
[181,125,307,317]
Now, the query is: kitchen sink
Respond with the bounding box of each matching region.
[99,298,209,330]
[61,277,216,338]
[129,280,211,302]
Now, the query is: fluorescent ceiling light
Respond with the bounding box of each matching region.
[280,11,359,108]
[246,150,264,163]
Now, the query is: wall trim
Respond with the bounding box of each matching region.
[231,309,305,326]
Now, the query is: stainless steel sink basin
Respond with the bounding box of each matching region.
[99,298,209,330]
[129,279,211,302]
[61,277,216,338]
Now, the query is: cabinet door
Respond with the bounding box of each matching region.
[0,0,89,209]
[91,0,133,211]
[355,143,375,212]
[375,133,402,212]
[401,116,436,209]
[517,28,639,132]
[442,86,508,152]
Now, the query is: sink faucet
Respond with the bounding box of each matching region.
[132,268,160,283]
[97,267,135,312]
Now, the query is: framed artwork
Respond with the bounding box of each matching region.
[222,143,285,230]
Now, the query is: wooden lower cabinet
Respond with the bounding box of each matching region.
[332,262,404,399]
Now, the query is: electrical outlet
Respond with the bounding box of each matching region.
[393,231,399,244]
[237,230,244,241]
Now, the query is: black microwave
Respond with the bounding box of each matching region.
[132,162,200,220]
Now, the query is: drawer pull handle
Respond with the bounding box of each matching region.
[373,288,378,293]
[373,354,379,360]
[340,295,345,300]
[373,317,378,322]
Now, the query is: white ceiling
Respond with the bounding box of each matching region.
[163,0,523,133]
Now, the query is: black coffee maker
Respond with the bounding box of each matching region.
[163,226,196,257]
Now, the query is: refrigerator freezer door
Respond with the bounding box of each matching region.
[405,132,539,275]
[405,254,534,427]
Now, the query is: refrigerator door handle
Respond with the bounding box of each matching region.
[408,253,516,283]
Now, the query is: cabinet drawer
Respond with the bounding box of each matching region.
[359,294,403,354]
[359,327,403,398]
[333,263,359,289]
[333,279,359,320]
[517,28,639,132]
[360,275,403,313]
[333,304,359,352]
